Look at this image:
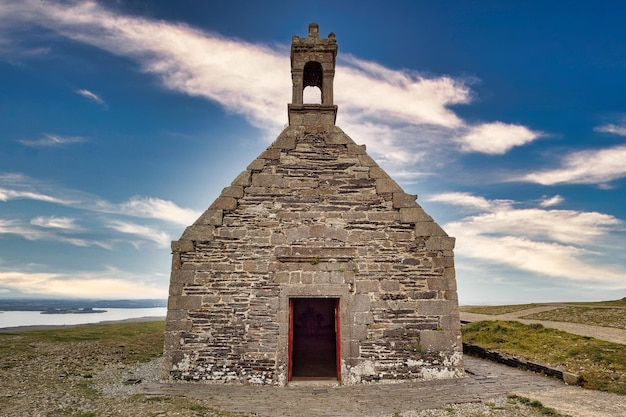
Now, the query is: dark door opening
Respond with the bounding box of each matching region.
[289,298,339,380]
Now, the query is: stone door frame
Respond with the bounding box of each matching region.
[278,284,350,385]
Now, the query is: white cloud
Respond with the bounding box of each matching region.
[30,216,81,231]
[428,192,512,211]
[520,145,626,185]
[117,196,200,226]
[19,133,87,147]
[460,122,543,154]
[0,269,166,299]
[107,220,170,248]
[75,88,105,105]
[436,193,626,285]
[0,0,542,172]
[595,116,626,136]
[539,195,563,207]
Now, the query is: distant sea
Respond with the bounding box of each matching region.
[0,307,167,329]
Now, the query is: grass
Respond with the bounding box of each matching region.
[507,395,563,416]
[0,320,166,365]
[0,320,246,416]
[522,306,626,330]
[462,320,626,395]
[459,304,538,315]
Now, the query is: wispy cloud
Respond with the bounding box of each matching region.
[430,193,626,285]
[0,173,200,225]
[19,133,87,147]
[539,195,563,208]
[30,216,82,231]
[519,145,626,185]
[595,116,626,136]
[0,218,109,248]
[107,220,170,248]
[75,88,106,106]
[0,0,544,171]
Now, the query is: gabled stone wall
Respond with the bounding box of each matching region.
[163,124,463,385]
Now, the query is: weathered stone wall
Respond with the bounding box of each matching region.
[163,124,463,385]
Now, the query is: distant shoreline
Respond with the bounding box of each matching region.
[0,315,165,332]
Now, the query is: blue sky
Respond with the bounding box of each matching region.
[1,0,625,304]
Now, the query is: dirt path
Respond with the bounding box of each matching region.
[460,308,626,345]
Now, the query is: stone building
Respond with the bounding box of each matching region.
[163,23,463,386]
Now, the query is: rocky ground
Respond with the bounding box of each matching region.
[0,334,564,417]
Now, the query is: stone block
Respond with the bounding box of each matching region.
[357,154,377,166]
[260,148,281,159]
[420,330,458,353]
[354,311,373,324]
[221,186,244,198]
[417,300,457,316]
[352,294,371,312]
[426,277,448,291]
[170,270,195,284]
[381,279,400,291]
[171,240,195,253]
[327,132,350,145]
[375,178,402,193]
[414,221,447,237]
[400,207,433,223]
[194,209,223,226]
[232,170,251,186]
[247,159,266,171]
[369,167,387,179]
[352,325,367,341]
[425,236,456,250]
[393,193,418,208]
[347,143,366,155]
[274,135,296,149]
[439,314,461,330]
[252,173,287,188]
[181,225,215,241]
[210,196,237,210]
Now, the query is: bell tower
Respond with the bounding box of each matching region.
[288,23,338,126]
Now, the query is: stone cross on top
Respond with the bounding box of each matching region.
[288,23,338,127]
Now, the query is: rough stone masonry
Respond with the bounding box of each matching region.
[163,23,463,386]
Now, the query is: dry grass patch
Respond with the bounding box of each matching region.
[522,306,626,330]
[460,304,538,315]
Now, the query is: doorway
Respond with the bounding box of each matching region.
[289,298,340,381]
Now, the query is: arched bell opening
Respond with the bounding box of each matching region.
[303,86,322,104]
[303,61,324,103]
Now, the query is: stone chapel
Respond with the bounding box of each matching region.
[163,23,463,386]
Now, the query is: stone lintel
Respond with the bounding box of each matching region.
[288,104,337,127]
[275,246,356,262]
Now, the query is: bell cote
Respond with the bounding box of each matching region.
[288,23,338,127]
